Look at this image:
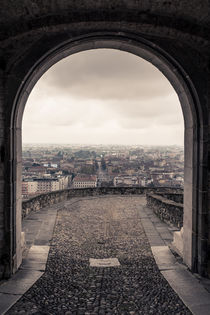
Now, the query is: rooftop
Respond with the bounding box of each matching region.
[73,175,97,182]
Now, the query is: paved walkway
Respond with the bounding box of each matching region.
[1,196,210,314]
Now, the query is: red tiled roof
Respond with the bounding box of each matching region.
[73,175,97,182]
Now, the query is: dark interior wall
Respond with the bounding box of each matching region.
[0,0,209,39]
[0,0,209,278]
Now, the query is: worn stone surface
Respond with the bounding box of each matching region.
[7,196,191,314]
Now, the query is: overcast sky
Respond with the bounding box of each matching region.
[22,49,184,146]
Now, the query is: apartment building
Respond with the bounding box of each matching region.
[22,175,70,197]
[22,180,38,196]
[113,176,138,187]
[72,175,97,188]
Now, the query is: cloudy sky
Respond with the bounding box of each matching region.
[23,49,184,145]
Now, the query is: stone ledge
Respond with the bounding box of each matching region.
[146,192,183,228]
[22,186,183,219]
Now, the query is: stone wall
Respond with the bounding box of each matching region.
[157,192,183,204]
[22,187,144,218]
[146,193,183,228]
[22,187,183,218]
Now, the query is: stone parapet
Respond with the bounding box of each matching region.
[157,192,183,204]
[146,192,183,228]
[22,187,183,218]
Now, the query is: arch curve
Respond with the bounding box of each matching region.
[5,32,208,277]
[12,33,201,129]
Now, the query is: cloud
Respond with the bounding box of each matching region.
[23,49,184,145]
[37,49,174,101]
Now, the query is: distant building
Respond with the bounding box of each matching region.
[58,176,70,190]
[72,175,97,188]
[114,176,138,187]
[22,180,38,196]
[27,166,46,175]
[34,178,59,193]
[22,175,70,197]
[138,178,146,186]
[43,163,58,168]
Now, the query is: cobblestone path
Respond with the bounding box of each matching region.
[7,196,191,315]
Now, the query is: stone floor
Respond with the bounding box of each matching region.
[5,195,194,315]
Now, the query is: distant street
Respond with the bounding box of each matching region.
[97,161,110,186]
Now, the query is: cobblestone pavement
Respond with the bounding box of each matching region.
[7,196,191,315]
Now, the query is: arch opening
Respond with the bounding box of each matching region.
[7,34,206,277]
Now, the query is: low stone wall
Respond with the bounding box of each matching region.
[158,192,183,204]
[22,187,144,218]
[22,186,183,220]
[146,193,183,228]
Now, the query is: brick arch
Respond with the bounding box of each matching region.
[4,32,208,278]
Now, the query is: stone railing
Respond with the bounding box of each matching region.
[156,192,183,203]
[22,187,144,218]
[146,192,183,228]
[22,186,183,220]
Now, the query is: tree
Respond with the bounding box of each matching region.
[80,165,96,175]
[32,163,40,167]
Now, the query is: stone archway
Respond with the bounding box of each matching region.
[2,32,208,278]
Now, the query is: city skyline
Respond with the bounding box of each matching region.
[23,49,184,146]
[22,142,184,198]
